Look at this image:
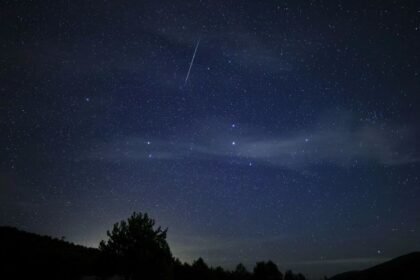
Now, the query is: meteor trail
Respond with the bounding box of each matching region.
[184,38,200,86]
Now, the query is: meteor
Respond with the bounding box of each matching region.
[184,38,200,86]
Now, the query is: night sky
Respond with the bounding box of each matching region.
[1,1,420,278]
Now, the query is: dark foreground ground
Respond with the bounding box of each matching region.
[1,226,419,280]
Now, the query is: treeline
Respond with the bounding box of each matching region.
[172,258,306,280]
[1,212,306,280]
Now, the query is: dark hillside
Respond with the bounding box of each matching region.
[329,252,420,280]
[0,226,100,279]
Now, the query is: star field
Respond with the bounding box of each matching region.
[1,1,420,278]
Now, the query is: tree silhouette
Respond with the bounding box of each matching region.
[253,261,283,280]
[99,212,173,279]
[284,270,306,280]
[191,257,211,280]
[233,263,251,280]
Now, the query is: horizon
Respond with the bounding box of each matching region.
[0,224,404,279]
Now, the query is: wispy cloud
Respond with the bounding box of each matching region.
[231,125,418,167]
[86,118,418,168]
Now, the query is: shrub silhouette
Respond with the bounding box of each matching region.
[99,212,173,279]
[284,270,306,280]
[233,263,252,280]
[253,261,283,280]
